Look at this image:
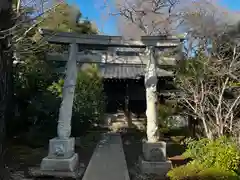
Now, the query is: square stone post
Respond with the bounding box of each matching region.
[139,47,171,178]
[39,43,80,175]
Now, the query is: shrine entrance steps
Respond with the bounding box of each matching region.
[82,132,130,180]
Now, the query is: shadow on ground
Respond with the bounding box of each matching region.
[117,124,190,180]
[120,126,146,168]
[0,130,104,180]
[116,125,145,180]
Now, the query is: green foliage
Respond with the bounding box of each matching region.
[10,2,100,144]
[175,52,212,85]
[167,164,203,180]
[48,65,105,136]
[168,135,240,180]
[12,54,60,141]
[182,138,211,160]
[198,168,240,180]
[48,79,64,98]
[183,136,240,172]
[14,54,55,91]
[38,3,97,34]
[167,164,240,180]
[73,65,105,125]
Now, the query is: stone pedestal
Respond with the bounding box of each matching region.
[140,141,172,178]
[41,152,79,171]
[29,137,82,179]
[40,137,78,172]
[143,141,167,161]
[47,137,75,159]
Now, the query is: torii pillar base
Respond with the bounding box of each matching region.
[28,137,83,179]
[139,141,172,179]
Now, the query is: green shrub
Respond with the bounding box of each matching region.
[48,65,105,136]
[198,168,240,180]
[167,164,202,180]
[11,53,60,138]
[167,164,240,180]
[73,65,105,125]
[183,136,240,172]
[182,138,210,160]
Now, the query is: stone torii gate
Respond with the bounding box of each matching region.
[36,29,183,177]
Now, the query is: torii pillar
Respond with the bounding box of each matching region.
[139,46,172,178]
[32,43,81,178]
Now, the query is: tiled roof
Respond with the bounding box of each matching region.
[99,63,173,79]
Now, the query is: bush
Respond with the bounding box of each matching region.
[167,163,202,180]
[11,54,60,141]
[73,65,105,125]
[167,164,240,180]
[48,65,105,136]
[198,168,240,180]
[11,63,105,147]
[182,136,240,172]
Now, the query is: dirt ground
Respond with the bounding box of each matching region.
[0,131,101,180]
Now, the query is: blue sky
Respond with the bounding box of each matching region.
[67,0,240,35]
[220,0,240,10]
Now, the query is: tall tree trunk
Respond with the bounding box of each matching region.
[0,0,13,167]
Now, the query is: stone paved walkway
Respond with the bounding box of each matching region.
[82,133,130,180]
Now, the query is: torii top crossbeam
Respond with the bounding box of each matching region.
[39,29,184,48]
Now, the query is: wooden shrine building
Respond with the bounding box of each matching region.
[100,63,176,115]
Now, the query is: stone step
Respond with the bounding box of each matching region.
[82,133,130,180]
